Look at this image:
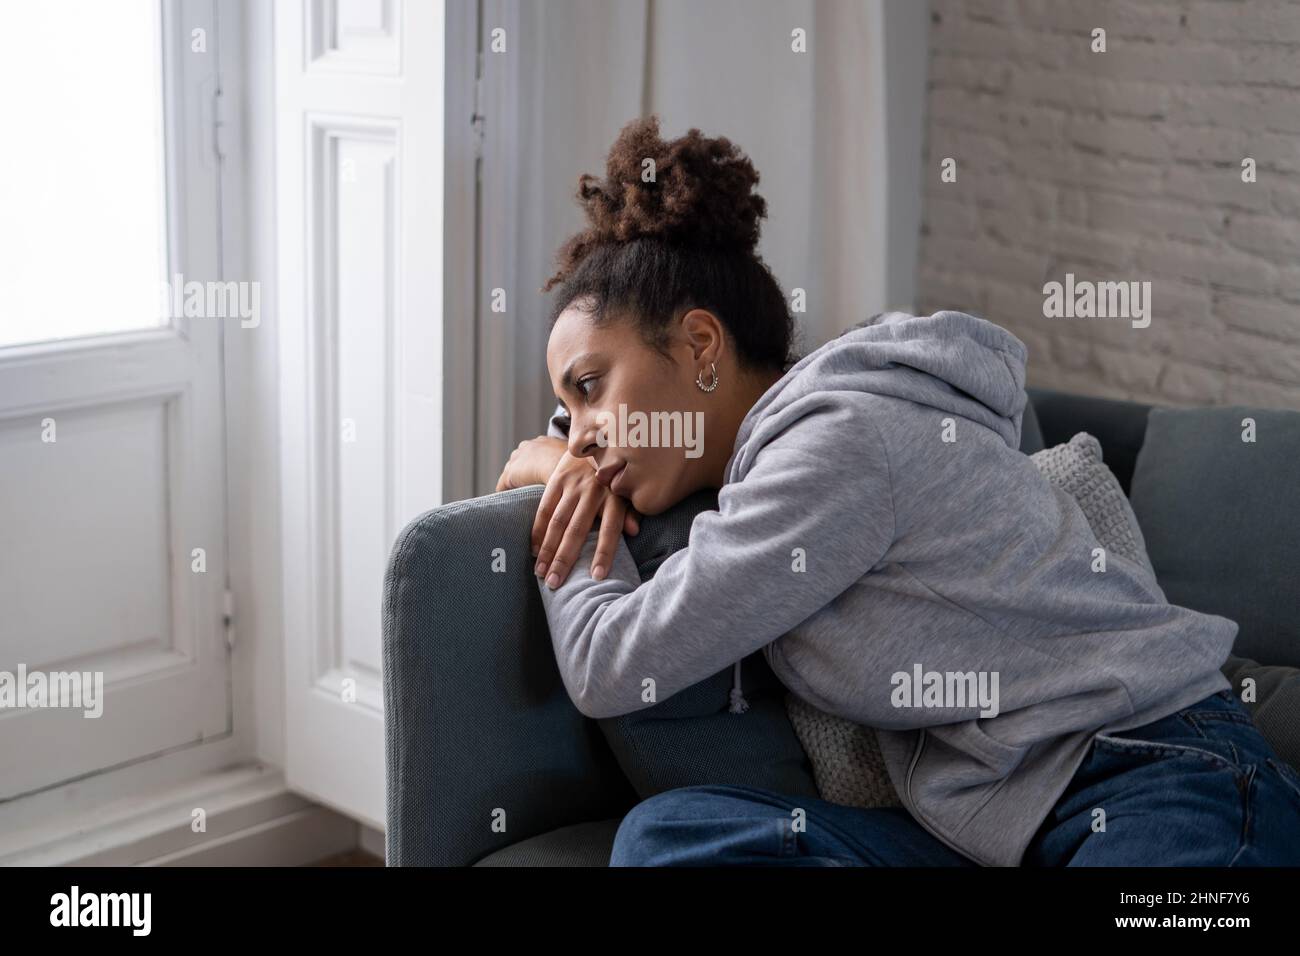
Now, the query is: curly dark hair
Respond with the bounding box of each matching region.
[541,115,796,373]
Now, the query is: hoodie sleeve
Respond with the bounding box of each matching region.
[546,402,570,440]
[537,394,896,719]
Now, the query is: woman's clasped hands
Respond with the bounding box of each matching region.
[496,435,639,588]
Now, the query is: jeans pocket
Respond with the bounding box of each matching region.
[1091,731,1239,772]
[1181,707,1255,729]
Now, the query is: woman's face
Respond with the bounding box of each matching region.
[546,302,723,516]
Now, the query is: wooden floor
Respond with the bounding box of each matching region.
[309,848,384,866]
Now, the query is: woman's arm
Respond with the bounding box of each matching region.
[538,394,895,719]
[493,404,572,492]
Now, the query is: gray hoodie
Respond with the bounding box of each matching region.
[539,309,1237,867]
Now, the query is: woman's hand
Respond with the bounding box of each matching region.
[495,436,567,493]
[532,449,639,588]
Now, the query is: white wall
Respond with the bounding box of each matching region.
[647,0,821,355]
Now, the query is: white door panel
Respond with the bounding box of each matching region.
[277,0,445,827]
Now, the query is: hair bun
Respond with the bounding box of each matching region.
[572,114,767,254]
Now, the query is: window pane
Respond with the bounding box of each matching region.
[0,1,168,349]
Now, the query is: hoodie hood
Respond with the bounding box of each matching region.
[737,310,1030,457]
[725,310,1029,715]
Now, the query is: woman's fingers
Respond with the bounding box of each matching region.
[531,479,560,557]
[543,489,603,587]
[531,450,638,587]
[591,495,627,580]
[534,486,579,576]
[495,454,515,493]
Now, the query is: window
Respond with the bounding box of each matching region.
[0,1,169,349]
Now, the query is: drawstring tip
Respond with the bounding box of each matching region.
[729,659,749,713]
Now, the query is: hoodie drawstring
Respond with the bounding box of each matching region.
[729,659,750,714]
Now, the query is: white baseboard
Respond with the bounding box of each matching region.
[0,763,365,866]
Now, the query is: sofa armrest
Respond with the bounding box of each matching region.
[382,486,636,866]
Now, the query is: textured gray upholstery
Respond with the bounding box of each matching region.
[382,487,638,866]
[1222,655,1300,769]
[1129,406,1300,668]
[472,818,624,866]
[383,387,1300,866]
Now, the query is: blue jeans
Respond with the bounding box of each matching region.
[608,689,1300,866]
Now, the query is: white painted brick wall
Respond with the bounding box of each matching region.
[916,0,1300,410]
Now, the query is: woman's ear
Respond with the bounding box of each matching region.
[679,308,725,364]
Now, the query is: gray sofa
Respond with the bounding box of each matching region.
[382,386,1300,866]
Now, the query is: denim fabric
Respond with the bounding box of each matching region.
[609,690,1300,866]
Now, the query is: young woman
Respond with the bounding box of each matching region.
[495,116,1300,866]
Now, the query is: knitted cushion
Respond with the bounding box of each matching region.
[1030,431,1156,578]
[787,431,1146,810]
[785,692,903,808]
